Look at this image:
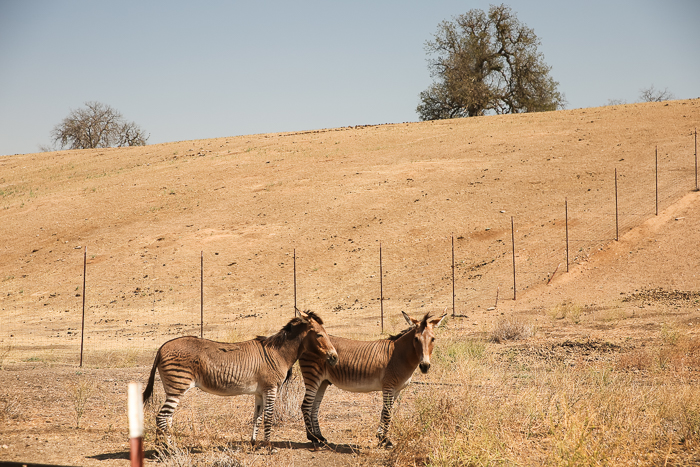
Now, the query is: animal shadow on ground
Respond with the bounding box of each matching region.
[244,440,362,454]
[88,441,360,461]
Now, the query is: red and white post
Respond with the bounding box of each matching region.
[128,382,144,467]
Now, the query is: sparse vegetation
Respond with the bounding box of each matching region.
[548,301,583,324]
[434,337,486,364]
[489,316,535,343]
[0,395,21,422]
[65,374,96,428]
[0,341,12,369]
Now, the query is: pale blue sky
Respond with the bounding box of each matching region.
[1,0,698,156]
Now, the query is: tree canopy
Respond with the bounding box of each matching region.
[417,4,565,120]
[51,101,148,150]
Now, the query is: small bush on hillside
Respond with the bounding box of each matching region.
[489,316,534,343]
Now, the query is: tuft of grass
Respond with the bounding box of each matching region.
[434,337,486,365]
[0,341,12,369]
[155,445,194,467]
[65,374,96,428]
[661,323,681,346]
[155,444,250,467]
[84,349,141,368]
[0,395,22,422]
[548,301,583,324]
[489,316,535,343]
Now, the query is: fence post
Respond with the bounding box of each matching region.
[128,382,144,467]
[379,243,384,333]
[79,246,86,367]
[293,249,297,315]
[565,198,569,272]
[615,168,619,241]
[200,251,203,339]
[694,128,698,192]
[655,146,658,216]
[511,217,516,300]
[451,236,455,317]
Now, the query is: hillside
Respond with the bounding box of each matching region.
[1,100,699,356]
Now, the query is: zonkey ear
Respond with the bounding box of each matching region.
[402,311,419,326]
[430,313,448,328]
[296,309,309,320]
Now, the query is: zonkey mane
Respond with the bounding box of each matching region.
[386,312,432,341]
[258,311,324,348]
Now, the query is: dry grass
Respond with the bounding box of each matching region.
[617,330,700,374]
[389,341,700,466]
[0,341,12,370]
[0,394,22,422]
[489,316,535,343]
[64,373,97,429]
[548,301,584,324]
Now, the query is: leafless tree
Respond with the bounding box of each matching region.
[418,4,565,121]
[50,101,148,150]
[606,98,628,106]
[639,85,675,103]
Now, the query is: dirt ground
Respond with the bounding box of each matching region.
[1,100,700,465]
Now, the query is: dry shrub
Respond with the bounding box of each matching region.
[65,374,96,428]
[205,445,250,467]
[156,444,250,467]
[0,394,22,422]
[155,445,194,467]
[489,316,534,343]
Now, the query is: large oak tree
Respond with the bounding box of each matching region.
[418,4,565,120]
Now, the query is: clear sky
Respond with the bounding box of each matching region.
[1,0,698,156]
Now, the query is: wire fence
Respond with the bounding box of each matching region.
[1,132,697,366]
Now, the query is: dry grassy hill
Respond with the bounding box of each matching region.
[1,99,698,351]
[1,100,700,466]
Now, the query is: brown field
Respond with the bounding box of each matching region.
[1,99,700,466]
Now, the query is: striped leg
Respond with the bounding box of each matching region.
[251,394,263,444]
[261,386,277,442]
[302,380,329,443]
[155,394,181,446]
[377,389,395,448]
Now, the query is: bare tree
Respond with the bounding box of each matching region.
[639,85,674,103]
[418,4,565,121]
[606,98,628,106]
[50,101,148,150]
